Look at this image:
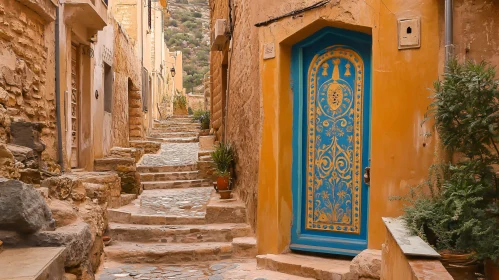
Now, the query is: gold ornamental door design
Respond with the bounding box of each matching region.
[306,47,364,234]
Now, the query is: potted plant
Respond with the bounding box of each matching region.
[396,60,499,279]
[193,110,210,135]
[211,142,234,199]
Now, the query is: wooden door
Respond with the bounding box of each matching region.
[290,27,372,256]
[70,45,80,168]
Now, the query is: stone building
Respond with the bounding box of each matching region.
[0,0,168,278]
[209,0,499,257]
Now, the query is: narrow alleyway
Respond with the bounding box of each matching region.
[96,116,309,280]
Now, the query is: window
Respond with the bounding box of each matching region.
[104,63,113,113]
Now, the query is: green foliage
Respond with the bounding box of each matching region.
[188,107,193,115]
[173,94,187,109]
[193,109,210,129]
[211,142,234,177]
[399,59,499,262]
[165,1,209,94]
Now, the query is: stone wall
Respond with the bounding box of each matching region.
[210,0,261,230]
[112,19,143,146]
[0,0,58,174]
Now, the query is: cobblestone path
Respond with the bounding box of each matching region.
[97,260,311,280]
[101,116,266,279]
[139,142,199,166]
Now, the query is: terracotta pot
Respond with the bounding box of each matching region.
[485,259,499,280]
[440,251,478,280]
[219,190,232,199]
[216,176,230,191]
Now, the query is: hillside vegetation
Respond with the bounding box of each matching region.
[165,0,209,94]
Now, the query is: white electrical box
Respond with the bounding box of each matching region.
[398,18,421,50]
[211,19,228,51]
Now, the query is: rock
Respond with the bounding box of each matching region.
[28,222,92,267]
[42,176,86,202]
[49,199,79,227]
[6,144,35,163]
[350,249,382,279]
[10,121,45,153]
[78,201,107,238]
[88,236,104,272]
[83,182,109,205]
[19,168,41,184]
[64,273,78,280]
[0,178,55,233]
[118,171,141,194]
[0,144,19,179]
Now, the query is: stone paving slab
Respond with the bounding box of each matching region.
[114,188,213,218]
[96,259,313,280]
[139,143,199,167]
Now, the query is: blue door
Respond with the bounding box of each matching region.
[290,27,371,256]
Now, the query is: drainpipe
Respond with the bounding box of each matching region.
[55,7,65,172]
[444,0,454,68]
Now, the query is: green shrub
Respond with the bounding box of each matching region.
[398,59,499,262]
[211,142,234,177]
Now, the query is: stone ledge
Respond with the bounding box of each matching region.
[382,217,440,258]
[16,0,57,22]
[0,247,65,280]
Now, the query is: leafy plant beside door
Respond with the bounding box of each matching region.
[211,142,234,199]
[395,59,499,279]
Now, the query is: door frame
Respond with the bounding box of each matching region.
[290,27,372,256]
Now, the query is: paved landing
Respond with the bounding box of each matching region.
[96,259,313,280]
[117,188,213,218]
[139,143,199,166]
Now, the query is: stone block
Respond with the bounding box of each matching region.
[0,144,19,179]
[350,249,382,279]
[199,135,216,150]
[83,182,109,205]
[28,222,92,267]
[42,176,86,202]
[48,199,78,227]
[10,121,45,153]
[94,157,136,172]
[0,178,55,233]
[118,171,141,194]
[78,201,107,238]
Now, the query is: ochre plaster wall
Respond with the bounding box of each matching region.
[255,0,440,254]
[450,0,499,65]
[0,0,58,172]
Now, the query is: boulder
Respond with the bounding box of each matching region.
[78,201,107,238]
[42,176,86,202]
[0,144,19,179]
[48,199,79,227]
[0,179,55,233]
[28,222,92,267]
[350,249,382,279]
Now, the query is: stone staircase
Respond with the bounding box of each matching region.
[103,115,257,265]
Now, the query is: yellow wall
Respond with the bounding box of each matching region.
[256,0,439,254]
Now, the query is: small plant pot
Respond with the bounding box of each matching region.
[216,176,230,191]
[440,251,478,280]
[219,190,232,199]
[485,259,499,280]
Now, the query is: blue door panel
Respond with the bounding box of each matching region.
[290,27,372,256]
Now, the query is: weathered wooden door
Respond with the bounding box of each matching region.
[290,27,372,256]
[70,45,80,168]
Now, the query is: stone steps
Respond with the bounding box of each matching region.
[256,253,353,280]
[140,170,200,182]
[146,136,198,143]
[0,247,66,280]
[149,132,199,138]
[120,193,137,207]
[152,127,200,133]
[142,179,211,190]
[108,223,252,243]
[137,164,197,173]
[108,208,206,225]
[105,239,256,264]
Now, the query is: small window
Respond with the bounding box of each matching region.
[104,63,113,113]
